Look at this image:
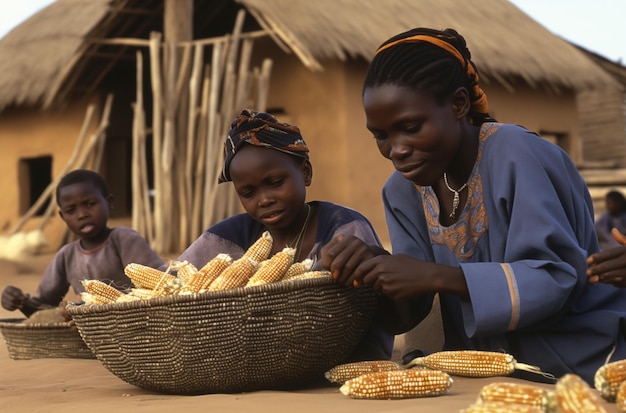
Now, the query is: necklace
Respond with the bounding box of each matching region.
[443,172,468,219]
[290,203,312,261]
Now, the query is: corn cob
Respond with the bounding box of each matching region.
[181,254,232,293]
[406,350,542,378]
[616,380,626,411]
[242,231,273,262]
[81,292,110,305]
[461,401,546,413]
[284,270,333,282]
[325,360,402,384]
[555,373,608,413]
[283,258,314,280]
[124,263,177,290]
[207,256,258,291]
[595,358,626,401]
[339,368,452,399]
[174,261,199,284]
[478,381,556,412]
[246,247,295,287]
[80,279,123,304]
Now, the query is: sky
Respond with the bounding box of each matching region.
[0,0,624,63]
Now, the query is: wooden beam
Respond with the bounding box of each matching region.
[164,0,193,43]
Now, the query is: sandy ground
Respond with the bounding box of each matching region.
[0,253,620,413]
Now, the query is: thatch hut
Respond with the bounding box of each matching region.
[0,0,621,252]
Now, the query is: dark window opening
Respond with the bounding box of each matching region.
[19,156,52,216]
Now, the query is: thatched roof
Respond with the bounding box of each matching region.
[0,0,619,111]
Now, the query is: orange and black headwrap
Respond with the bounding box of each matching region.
[218,109,309,183]
[365,28,494,125]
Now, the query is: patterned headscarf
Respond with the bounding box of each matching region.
[218,109,309,183]
[374,28,490,124]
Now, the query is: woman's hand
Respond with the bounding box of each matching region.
[320,235,389,285]
[321,236,468,299]
[587,228,626,287]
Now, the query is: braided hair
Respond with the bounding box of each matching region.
[364,28,496,126]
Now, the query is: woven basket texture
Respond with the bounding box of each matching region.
[67,277,377,395]
[0,318,96,360]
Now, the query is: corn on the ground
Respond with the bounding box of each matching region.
[478,381,556,412]
[555,373,608,413]
[325,360,402,384]
[595,358,626,401]
[81,279,123,304]
[246,247,295,287]
[124,263,177,290]
[283,258,314,280]
[339,368,452,399]
[208,256,258,291]
[461,401,546,413]
[406,350,519,378]
[616,380,626,411]
[182,253,232,293]
[243,231,273,262]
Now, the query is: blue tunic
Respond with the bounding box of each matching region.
[383,123,626,384]
[175,200,395,362]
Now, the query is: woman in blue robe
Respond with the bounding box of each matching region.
[320,27,626,385]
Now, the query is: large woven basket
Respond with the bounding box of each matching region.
[0,318,96,360]
[67,276,377,395]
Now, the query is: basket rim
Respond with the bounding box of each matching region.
[0,317,76,329]
[67,275,371,315]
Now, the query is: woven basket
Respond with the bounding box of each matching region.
[0,318,96,360]
[67,276,377,395]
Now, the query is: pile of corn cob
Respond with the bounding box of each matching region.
[595,358,626,411]
[80,231,331,305]
[326,350,544,400]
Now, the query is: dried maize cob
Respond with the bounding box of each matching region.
[616,380,626,411]
[246,247,295,287]
[555,373,608,413]
[173,261,199,284]
[207,256,258,291]
[325,360,402,384]
[595,358,626,401]
[81,279,123,304]
[478,381,556,412]
[181,253,232,293]
[461,401,546,413]
[285,270,333,282]
[283,258,314,280]
[124,263,176,290]
[406,350,543,378]
[339,368,452,399]
[243,231,273,262]
[80,292,110,305]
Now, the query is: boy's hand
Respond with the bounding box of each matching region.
[1,285,29,311]
[612,228,626,245]
[320,235,389,286]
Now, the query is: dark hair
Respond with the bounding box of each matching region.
[55,169,110,205]
[363,27,495,125]
[606,190,626,204]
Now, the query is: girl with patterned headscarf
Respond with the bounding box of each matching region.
[321,27,626,385]
[173,109,394,364]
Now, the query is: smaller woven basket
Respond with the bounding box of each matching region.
[0,318,96,360]
[67,276,377,395]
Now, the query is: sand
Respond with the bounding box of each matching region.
[0,253,620,413]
